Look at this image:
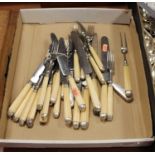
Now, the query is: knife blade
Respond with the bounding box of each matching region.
[71,31,101,112]
[57,37,86,112]
[100,36,110,121]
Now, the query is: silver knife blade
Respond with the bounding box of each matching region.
[71,31,92,75]
[57,37,70,76]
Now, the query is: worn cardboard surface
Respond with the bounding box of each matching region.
[3,22,152,141]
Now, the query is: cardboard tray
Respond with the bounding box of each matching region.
[0,7,154,148]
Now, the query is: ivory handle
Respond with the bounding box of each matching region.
[50,71,60,104]
[89,56,105,84]
[53,86,61,118]
[73,100,80,129]
[80,88,90,129]
[13,88,33,122]
[26,88,41,128]
[92,77,99,95]
[63,84,72,125]
[80,68,85,80]
[19,90,36,126]
[107,84,113,121]
[39,84,52,124]
[8,82,31,117]
[74,51,80,82]
[86,75,101,112]
[124,64,132,93]
[89,44,104,71]
[100,84,108,121]
[37,75,49,110]
[68,75,85,111]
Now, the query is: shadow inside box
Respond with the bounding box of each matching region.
[4,144,155,152]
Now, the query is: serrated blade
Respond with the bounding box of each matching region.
[71,31,92,75]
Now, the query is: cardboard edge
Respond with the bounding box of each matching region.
[0,138,154,148]
[20,8,132,24]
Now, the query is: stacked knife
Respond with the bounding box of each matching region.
[7,22,133,130]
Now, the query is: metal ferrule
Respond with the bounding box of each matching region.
[65,118,72,125]
[19,119,25,126]
[73,121,80,129]
[100,113,107,121]
[79,104,86,112]
[112,82,133,102]
[26,119,34,128]
[80,122,89,130]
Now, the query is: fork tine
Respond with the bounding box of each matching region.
[124,33,128,49]
[120,32,123,47]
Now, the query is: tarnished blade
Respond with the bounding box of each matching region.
[57,37,70,76]
[71,31,92,75]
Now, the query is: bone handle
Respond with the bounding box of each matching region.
[86,75,101,112]
[92,77,99,95]
[68,75,85,111]
[73,100,80,129]
[80,88,90,129]
[19,90,36,126]
[80,68,85,80]
[8,82,32,117]
[13,88,33,122]
[89,44,104,71]
[53,86,61,118]
[74,51,80,82]
[39,84,52,124]
[107,84,113,121]
[37,75,49,110]
[26,88,40,128]
[89,56,105,84]
[100,84,108,121]
[63,84,72,125]
[124,64,132,92]
[50,71,60,104]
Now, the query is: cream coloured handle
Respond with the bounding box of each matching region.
[124,65,132,92]
[13,88,33,122]
[100,84,108,121]
[8,82,32,117]
[26,88,41,128]
[80,88,90,129]
[89,56,105,84]
[63,84,72,125]
[19,90,36,126]
[86,75,101,112]
[37,75,49,110]
[89,44,104,71]
[107,84,113,121]
[92,77,99,95]
[39,83,52,124]
[53,86,61,118]
[80,68,85,80]
[50,70,60,104]
[73,100,80,129]
[68,75,85,111]
[74,51,80,82]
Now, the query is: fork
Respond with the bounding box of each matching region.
[120,33,132,98]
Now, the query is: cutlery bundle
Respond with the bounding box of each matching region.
[8,23,133,130]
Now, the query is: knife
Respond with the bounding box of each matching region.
[57,37,86,112]
[76,22,104,72]
[71,31,101,112]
